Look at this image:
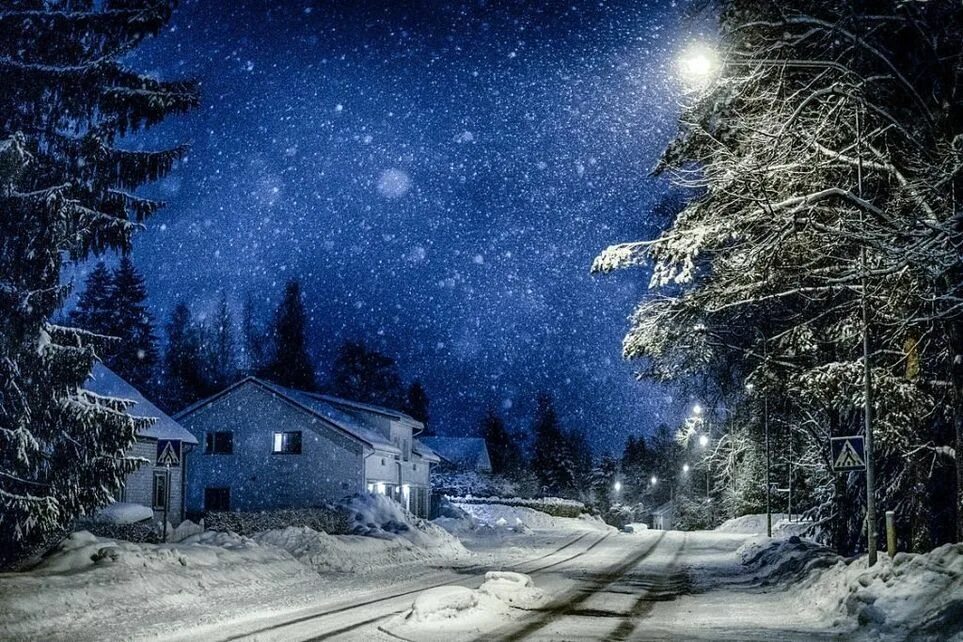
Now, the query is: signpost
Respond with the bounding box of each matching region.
[831,436,866,472]
[156,440,181,542]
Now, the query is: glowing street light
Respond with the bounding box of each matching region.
[677,43,719,87]
[692,403,703,416]
[682,463,690,474]
[698,434,709,448]
[650,475,658,486]
[613,480,622,493]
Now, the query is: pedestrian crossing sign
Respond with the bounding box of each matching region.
[156,439,182,467]
[831,436,865,472]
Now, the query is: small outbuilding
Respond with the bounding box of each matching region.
[419,437,492,474]
[85,363,198,525]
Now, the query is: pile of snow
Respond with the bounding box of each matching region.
[90,502,153,525]
[341,493,468,555]
[0,530,325,640]
[254,525,466,575]
[454,502,612,533]
[388,572,543,637]
[738,537,963,639]
[716,513,815,538]
[737,535,840,586]
[623,522,649,534]
[805,543,963,639]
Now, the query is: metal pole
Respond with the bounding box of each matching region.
[886,511,896,558]
[788,432,793,523]
[765,393,771,537]
[857,105,878,567]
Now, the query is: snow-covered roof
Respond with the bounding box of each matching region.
[411,439,442,464]
[314,393,424,429]
[85,364,198,445]
[419,437,492,472]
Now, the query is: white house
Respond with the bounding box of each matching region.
[85,364,198,524]
[420,437,493,474]
[173,378,440,517]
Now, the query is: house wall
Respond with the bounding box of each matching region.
[179,382,365,513]
[121,439,185,524]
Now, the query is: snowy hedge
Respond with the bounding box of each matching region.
[448,496,586,519]
[203,507,351,536]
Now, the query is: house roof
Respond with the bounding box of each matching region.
[313,394,424,429]
[85,364,198,445]
[419,437,492,472]
[411,439,442,464]
[175,377,437,459]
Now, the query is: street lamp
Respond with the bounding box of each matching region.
[682,463,690,474]
[692,403,703,416]
[650,475,658,486]
[675,42,879,564]
[698,434,709,448]
[613,480,622,493]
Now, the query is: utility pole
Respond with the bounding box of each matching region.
[857,105,878,566]
[762,334,772,538]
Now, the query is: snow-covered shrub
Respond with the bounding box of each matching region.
[203,507,350,536]
[72,520,161,544]
[431,471,520,498]
[603,502,649,529]
[448,495,586,519]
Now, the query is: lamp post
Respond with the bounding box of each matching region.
[677,44,878,562]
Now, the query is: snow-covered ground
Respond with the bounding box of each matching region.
[715,512,815,538]
[2,502,960,641]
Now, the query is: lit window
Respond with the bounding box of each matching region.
[272,431,302,454]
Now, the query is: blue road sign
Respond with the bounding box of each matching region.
[156,439,182,467]
[831,436,866,472]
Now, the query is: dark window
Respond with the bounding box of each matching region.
[205,431,233,454]
[272,431,302,454]
[152,471,169,510]
[204,487,230,512]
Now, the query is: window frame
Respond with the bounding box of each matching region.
[271,431,302,455]
[205,431,234,455]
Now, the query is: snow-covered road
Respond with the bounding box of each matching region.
[210,530,845,642]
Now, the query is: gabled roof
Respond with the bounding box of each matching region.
[85,364,198,445]
[411,439,442,464]
[420,437,492,472]
[174,377,413,454]
[314,393,424,429]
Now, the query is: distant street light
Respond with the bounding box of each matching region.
[613,481,622,493]
[692,403,703,416]
[650,475,658,486]
[698,434,709,448]
[682,463,690,474]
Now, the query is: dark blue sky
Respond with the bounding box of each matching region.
[116,0,709,453]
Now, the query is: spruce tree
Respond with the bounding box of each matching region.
[403,380,430,428]
[329,339,404,406]
[263,280,315,390]
[202,291,237,391]
[109,256,158,393]
[241,292,266,375]
[69,262,114,337]
[161,302,206,412]
[531,393,565,495]
[0,0,197,565]
[482,408,523,476]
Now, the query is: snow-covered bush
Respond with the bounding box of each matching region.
[431,471,520,498]
[448,495,586,519]
[203,507,350,536]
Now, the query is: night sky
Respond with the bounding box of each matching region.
[112,0,710,453]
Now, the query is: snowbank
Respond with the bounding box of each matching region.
[342,493,469,554]
[0,530,326,640]
[739,537,963,639]
[716,513,815,538]
[623,522,649,534]
[453,502,612,533]
[90,502,153,525]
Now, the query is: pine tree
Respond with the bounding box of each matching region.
[0,0,197,566]
[161,302,207,412]
[263,280,315,390]
[329,339,404,406]
[241,292,265,375]
[531,393,566,495]
[109,256,158,393]
[403,380,430,429]
[482,408,524,476]
[69,262,114,337]
[202,291,237,391]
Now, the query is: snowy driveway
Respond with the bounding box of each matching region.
[210,530,847,641]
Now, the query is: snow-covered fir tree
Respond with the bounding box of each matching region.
[595,0,963,551]
[108,257,159,393]
[481,408,524,477]
[329,339,405,406]
[403,380,430,429]
[0,0,197,566]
